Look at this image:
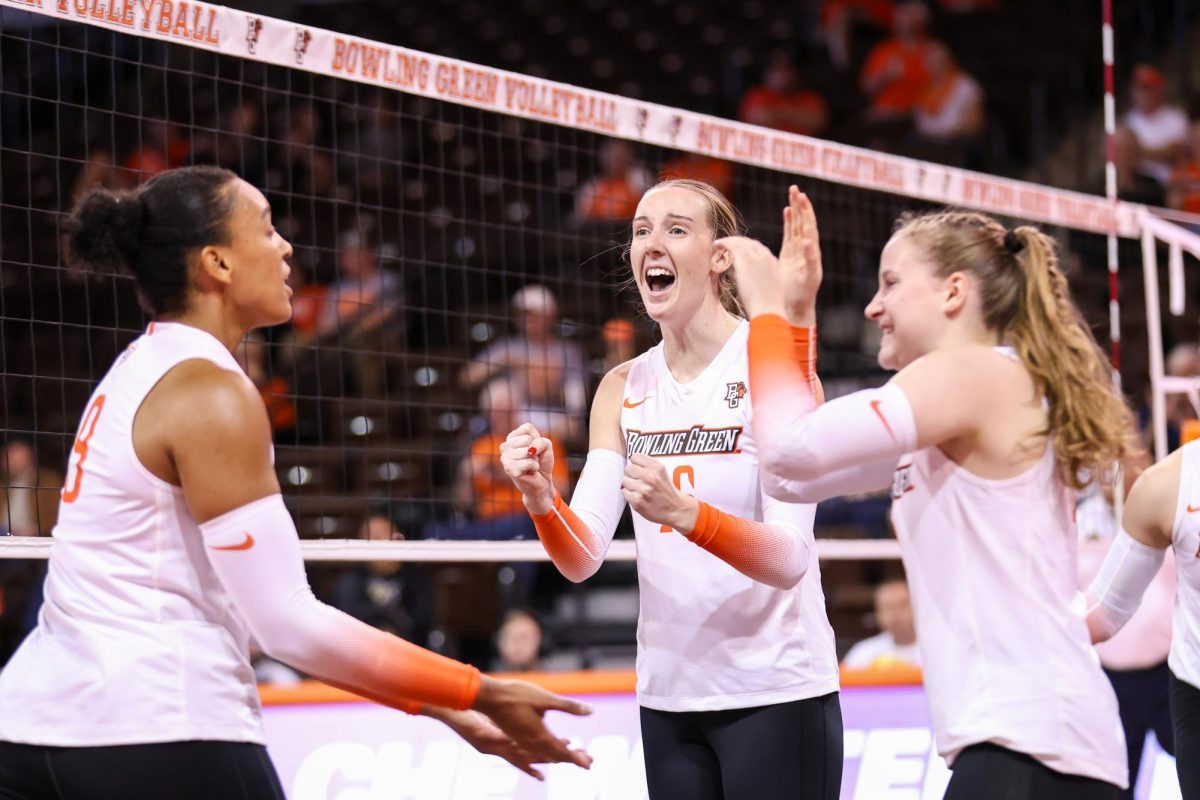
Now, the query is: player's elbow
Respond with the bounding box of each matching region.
[759,442,818,484]
[556,558,602,584]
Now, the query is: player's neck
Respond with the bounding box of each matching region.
[659,308,741,384]
[159,297,252,354]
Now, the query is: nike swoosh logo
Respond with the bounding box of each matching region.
[623,397,648,408]
[870,400,896,440]
[211,532,255,551]
[1189,504,1200,513]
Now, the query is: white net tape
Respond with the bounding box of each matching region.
[0,535,901,561]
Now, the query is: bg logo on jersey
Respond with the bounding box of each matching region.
[626,425,742,457]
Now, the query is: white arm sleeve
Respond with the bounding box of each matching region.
[200,494,479,710]
[759,485,817,586]
[1085,529,1168,643]
[755,382,915,500]
[761,459,897,503]
[568,448,628,549]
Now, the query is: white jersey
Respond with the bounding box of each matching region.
[889,444,1127,787]
[0,322,263,747]
[1168,440,1200,690]
[621,321,839,712]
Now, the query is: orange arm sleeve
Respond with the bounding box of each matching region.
[531,492,609,583]
[684,499,812,590]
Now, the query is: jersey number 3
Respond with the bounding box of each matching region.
[62,394,107,504]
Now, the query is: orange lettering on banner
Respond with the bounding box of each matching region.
[87,0,104,20]
[138,0,153,31]
[696,121,766,161]
[72,0,87,12]
[433,64,497,105]
[385,52,430,91]
[172,2,188,37]
[1018,189,1051,218]
[360,44,386,80]
[1055,197,1114,231]
[771,138,817,172]
[820,150,902,189]
[156,0,171,33]
[962,176,1014,209]
[202,6,218,43]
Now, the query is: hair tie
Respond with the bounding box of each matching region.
[1003,229,1025,254]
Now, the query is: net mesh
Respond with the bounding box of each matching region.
[0,3,1152,545]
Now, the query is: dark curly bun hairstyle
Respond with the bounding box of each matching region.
[65,166,239,316]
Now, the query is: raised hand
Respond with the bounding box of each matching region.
[499,422,556,514]
[717,235,786,319]
[778,185,823,327]
[472,676,594,772]
[622,453,699,533]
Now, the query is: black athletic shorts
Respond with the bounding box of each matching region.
[943,742,1120,800]
[639,692,843,800]
[0,739,285,800]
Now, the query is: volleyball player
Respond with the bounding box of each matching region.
[501,179,842,799]
[0,166,591,800]
[1086,440,1200,796]
[725,195,1131,797]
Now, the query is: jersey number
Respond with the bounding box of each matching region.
[660,464,695,533]
[61,394,107,504]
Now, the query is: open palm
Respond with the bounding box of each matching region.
[779,185,823,327]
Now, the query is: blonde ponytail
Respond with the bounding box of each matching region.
[895,212,1134,488]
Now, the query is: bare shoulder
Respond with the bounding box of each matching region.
[1125,448,1183,546]
[588,359,636,453]
[156,359,269,437]
[151,359,278,521]
[896,345,1030,398]
[594,359,634,404]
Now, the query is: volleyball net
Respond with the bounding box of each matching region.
[0,4,1195,562]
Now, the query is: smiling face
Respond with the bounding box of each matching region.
[864,233,952,370]
[629,185,727,325]
[218,179,295,329]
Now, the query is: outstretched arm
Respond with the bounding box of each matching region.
[167,362,591,771]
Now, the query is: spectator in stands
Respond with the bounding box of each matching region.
[820,0,894,71]
[331,514,433,646]
[0,437,62,537]
[911,43,984,165]
[1122,64,1189,186]
[575,139,654,222]
[492,609,546,673]
[271,101,335,197]
[431,379,571,540]
[123,118,190,181]
[459,285,588,444]
[600,318,638,375]
[1114,127,1166,206]
[239,333,297,440]
[738,50,829,138]
[658,153,734,199]
[285,262,328,341]
[317,229,404,397]
[1167,120,1200,214]
[70,147,133,206]
[859,1,936,125]
[841,577,921,669]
